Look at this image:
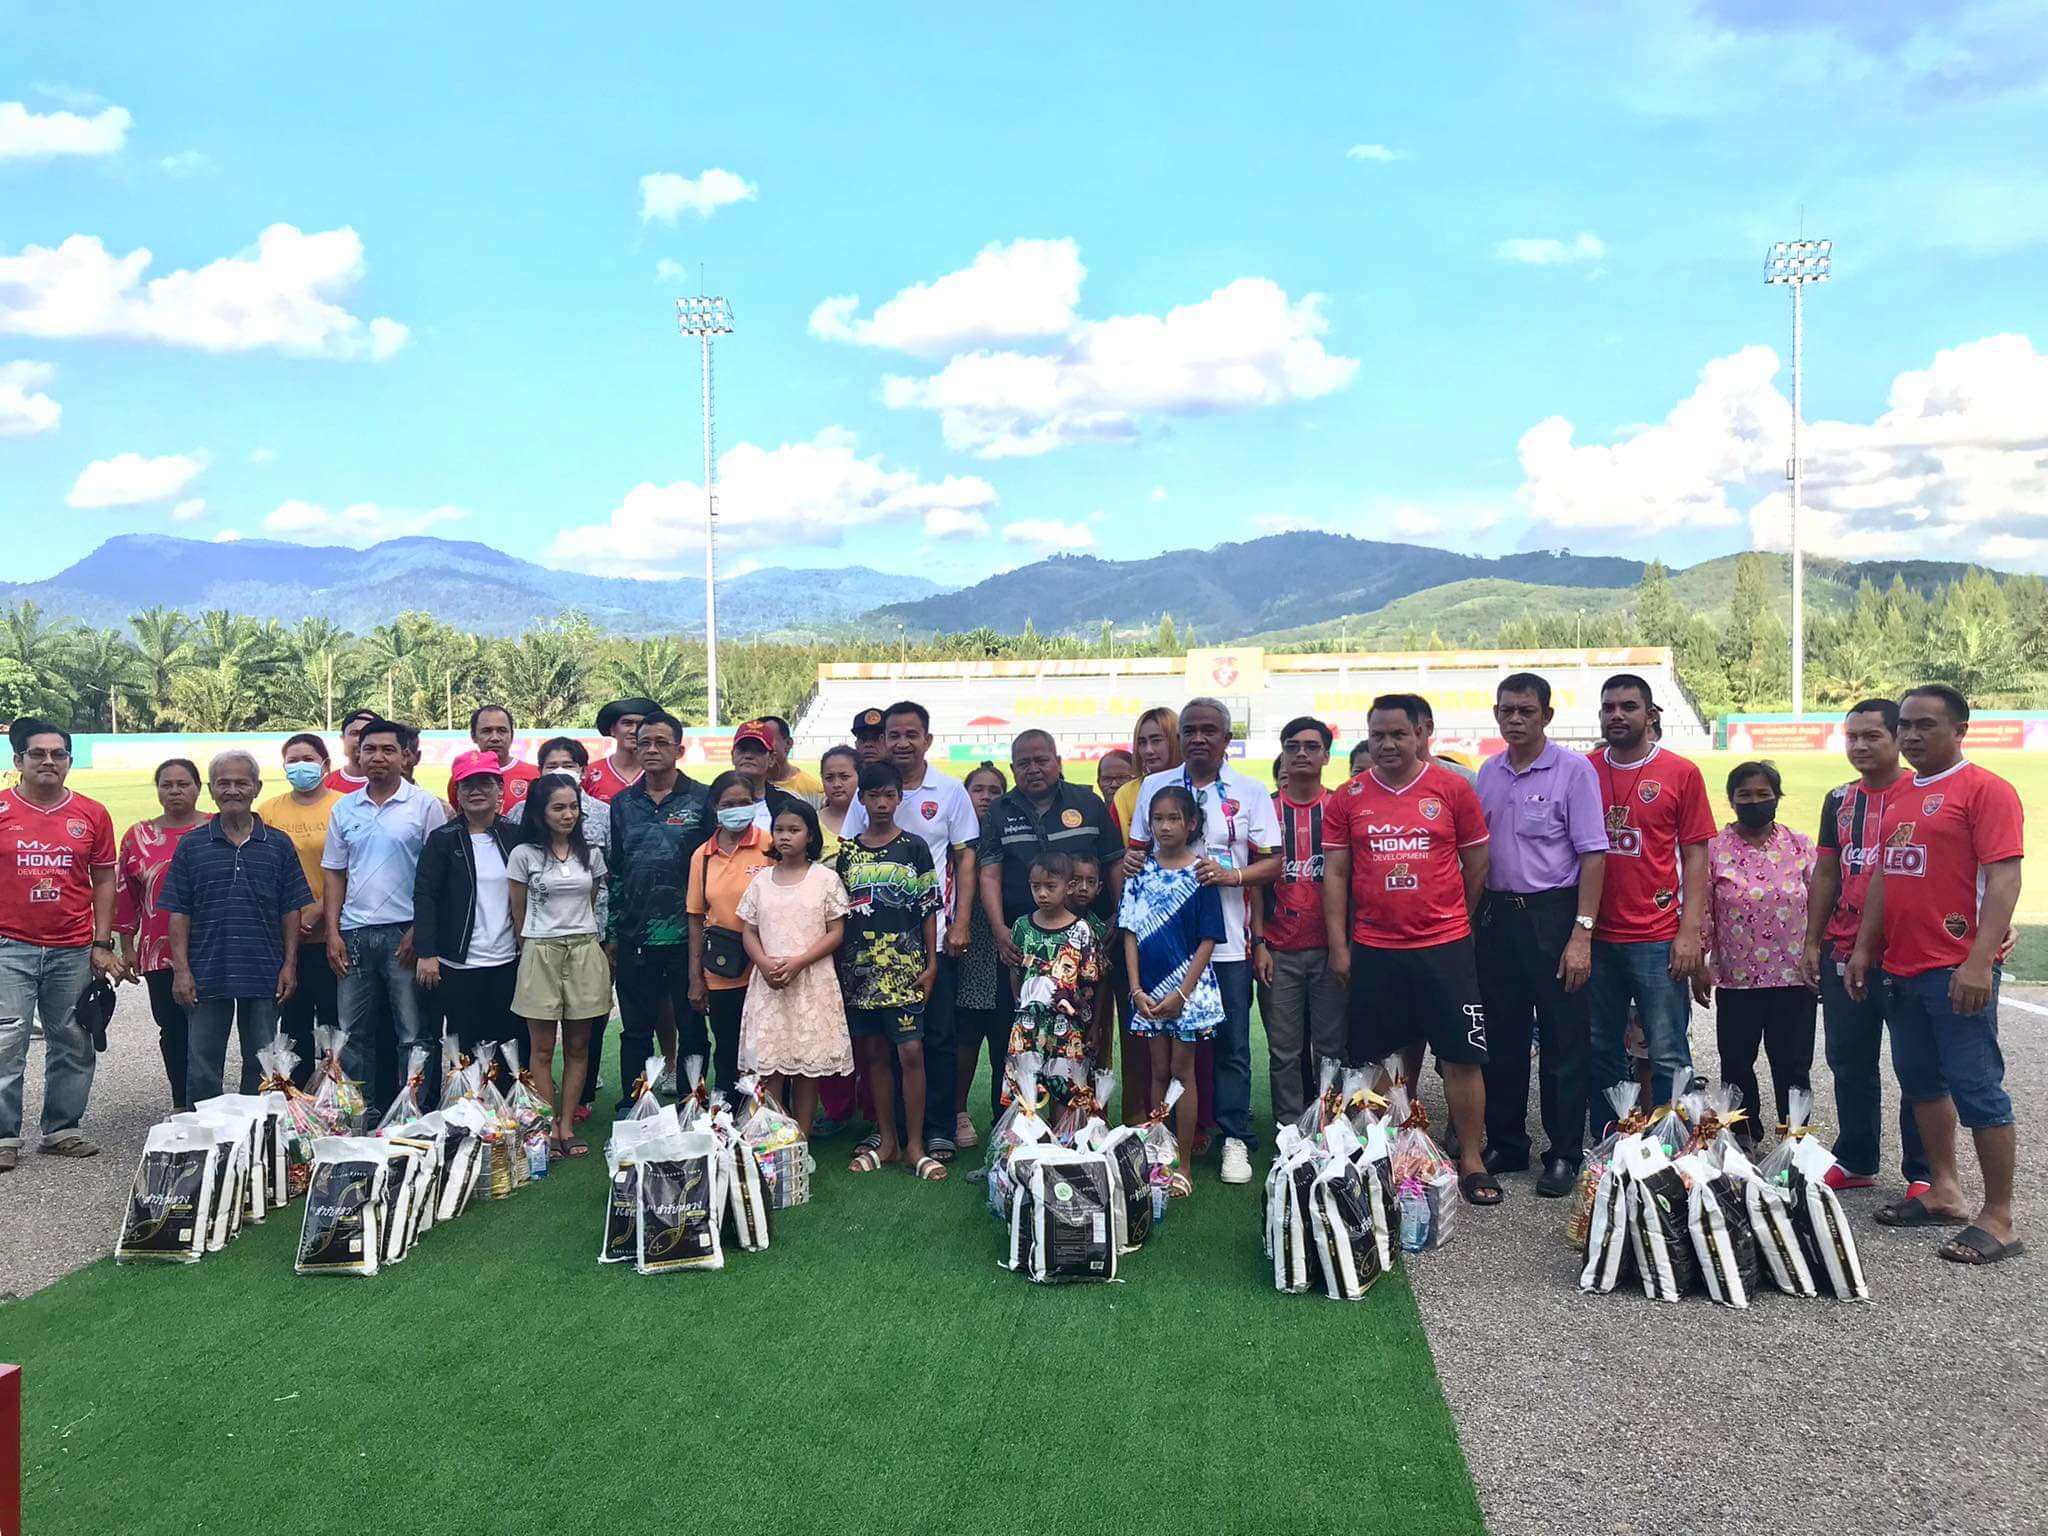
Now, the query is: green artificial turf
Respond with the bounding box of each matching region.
[1,1034,1486,1536]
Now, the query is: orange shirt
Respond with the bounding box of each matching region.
[686,825,774,990]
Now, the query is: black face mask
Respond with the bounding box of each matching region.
[1734,799,1779,830]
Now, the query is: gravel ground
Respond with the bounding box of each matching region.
[1408,989,2047,1536]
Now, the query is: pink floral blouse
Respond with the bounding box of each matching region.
[1700,823,1815,990]
[116,818,207,974]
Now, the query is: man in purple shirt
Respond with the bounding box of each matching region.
[1475,673,1609,1195]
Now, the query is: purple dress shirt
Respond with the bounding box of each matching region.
[1476,741,1608,893]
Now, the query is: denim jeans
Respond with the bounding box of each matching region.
[1884,966,2012,1129]
[337,923,426,1116]
[187,997,277,1105]
[1211,958,1256,1147]
[1586,939,1693,1133]
[0,937,94,1147]
[1819,957,1929,1182]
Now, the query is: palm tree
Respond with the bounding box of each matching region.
[606,637,703,707]
[0,602,76,712]
[128,605,194,727]
[494,624,586,728]
[168,661,253,732]
[65,627,143,731]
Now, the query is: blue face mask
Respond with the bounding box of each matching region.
[284,761,325,792]
[717,805,756,832]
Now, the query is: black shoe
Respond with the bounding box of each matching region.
[1481,1146,1529,1176]
[1536,1157,1578,1198]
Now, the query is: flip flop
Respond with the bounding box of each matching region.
[557,1139,590,1159]
[1168,1172,1193,1199]
[912,1154,948,1182]
[1875,1195,1969,1228]
[1459,1171,1504,1207]
[1938,1225,2025,1266]
[849,1146,887,1174]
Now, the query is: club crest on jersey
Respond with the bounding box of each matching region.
[1385,862,1419,892]
[1922,794,1945,817]
[1060,808,1083,829]
[1420,798,1442,821]
[66,819,88,840]
[1653,888,1675,910]
[1638,781,1661,804]
[1943,912,1969,939]
[920,802,937,821]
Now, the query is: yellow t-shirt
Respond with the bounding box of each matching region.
[775,766,825,803]
[1113,779,1141,843]
[257,789,339,907]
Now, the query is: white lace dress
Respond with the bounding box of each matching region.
[736,864,855,1078]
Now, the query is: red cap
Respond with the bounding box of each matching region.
[449,748,505,785]
[732,721,775,752]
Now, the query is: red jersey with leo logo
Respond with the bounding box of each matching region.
[1322,762,1487,949]
[0,789,117,947]
[581,753,642,804]
[1876,760,2024,978]
[1587,745,1715,944]
[1816,772,1913,956]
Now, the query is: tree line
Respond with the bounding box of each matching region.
[1,554,2041,736]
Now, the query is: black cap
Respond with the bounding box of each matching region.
[77,977,117,1052]
[595,697,660,735]
[851,707,886,737]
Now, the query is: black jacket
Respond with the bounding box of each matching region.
[412,816,522,963]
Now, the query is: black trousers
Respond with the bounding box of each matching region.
[277,943,334,1086]
[959,1005,1008,1119]
[889,955,958,1146]
[439,960,523,1078]
[613,943,706,1106]
[1715,985,1816,1130]
[1477,887,1592,1165]
[706,986,745,1104]
[143,969,191,1109]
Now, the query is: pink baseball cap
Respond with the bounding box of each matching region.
[449,748,505,785]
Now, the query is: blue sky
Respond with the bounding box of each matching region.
[5,0,2047,589]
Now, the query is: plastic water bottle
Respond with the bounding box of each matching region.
[1399,1183,1429,1253]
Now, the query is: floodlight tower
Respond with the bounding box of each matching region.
[678,294,735,726]
[1763,238,1831,720]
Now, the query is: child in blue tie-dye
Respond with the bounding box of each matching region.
[1118,785,1226,1195]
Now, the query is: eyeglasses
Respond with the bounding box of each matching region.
[1281,741,1323,754]
[21,749,70,763]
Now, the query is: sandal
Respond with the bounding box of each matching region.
[912,1154,948,1182]
[1459,1171,1504,1207]
[849,1145,887,1174]
[1876,1195,1969,1228]
[1938,1225,2025,1266]
[556,1138,590,1159]
[954,1113,979,1150]
[1168,1171,1193,1199]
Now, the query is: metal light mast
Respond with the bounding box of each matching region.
[678,294,734,726]
[1763,238,1831,721]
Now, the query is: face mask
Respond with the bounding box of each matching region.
[1735,799,1778,830]
[717,806,756,832]
[284,761,325,792]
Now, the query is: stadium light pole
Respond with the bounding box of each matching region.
[678,294,734,726]
[1764,238,1831,720]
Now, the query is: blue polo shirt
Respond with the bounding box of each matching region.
[159,816,315,1002]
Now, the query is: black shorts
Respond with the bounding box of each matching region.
[848,1004,924,1043]
[1347,937,1488,1067]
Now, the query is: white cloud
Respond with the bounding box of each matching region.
[262,498,469,547]
[655,258,688,284]
[1252,512,1332,535]
[0,101,130,160]
[810,238,1084,356]
[0,224,409,360]
[0,360,60,437]
[212,528,242,543]
[1496,232,1606,265]
[882,275,1359,458]
[1002,518,1094,548]
[67,451,207,509]
[924,506,991,540]
[545,428,1000,579]
[1150,485,1168,503]
[1517,333,2048,569]
[639,168,757,224]
[1345,143,1405,163]
[247,446,277,464]
[158,150,208,177]
[169,498,207,523]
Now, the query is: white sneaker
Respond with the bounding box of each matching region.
[1220,1138,1253,1184]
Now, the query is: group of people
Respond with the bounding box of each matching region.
[0,677,2024,1265]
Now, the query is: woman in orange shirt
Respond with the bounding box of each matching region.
[687,771,776,1105]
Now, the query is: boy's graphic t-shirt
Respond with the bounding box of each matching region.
[1007,913,1104,1079]
[834,831,939,1009]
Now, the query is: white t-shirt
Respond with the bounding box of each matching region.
[839,763,979,917]
[445,834,515,970]
[506,843,609,939]
[1127,763,1281,963]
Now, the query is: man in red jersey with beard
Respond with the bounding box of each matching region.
[583,697,657,803]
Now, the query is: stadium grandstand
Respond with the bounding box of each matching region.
[791,647,1706,766]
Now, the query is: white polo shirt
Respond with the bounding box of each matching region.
[1127,763,1280,963]
[840,763,979,916]
[320,778,450,930]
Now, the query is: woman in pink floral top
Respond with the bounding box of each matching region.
[115,759,210,1109]
[1694,760,1816,1143]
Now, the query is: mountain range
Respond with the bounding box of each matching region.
[0,535,938,637]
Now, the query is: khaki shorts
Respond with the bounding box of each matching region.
[513,935,612,1021]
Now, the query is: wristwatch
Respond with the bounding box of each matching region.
[91,938,116,952]
[1250,936,1269,949]
[1573,916,1595,932]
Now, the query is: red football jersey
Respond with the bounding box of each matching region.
[1819,772,1913,955]
[1266,789,1332,952]
[1587,745,1716,943]
[1322,762,1487,949]
[447,757,539,810]
[581,753,641,804]
[1877,761,2025,978]
[323,767,368,795]
[0,790,117,947]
